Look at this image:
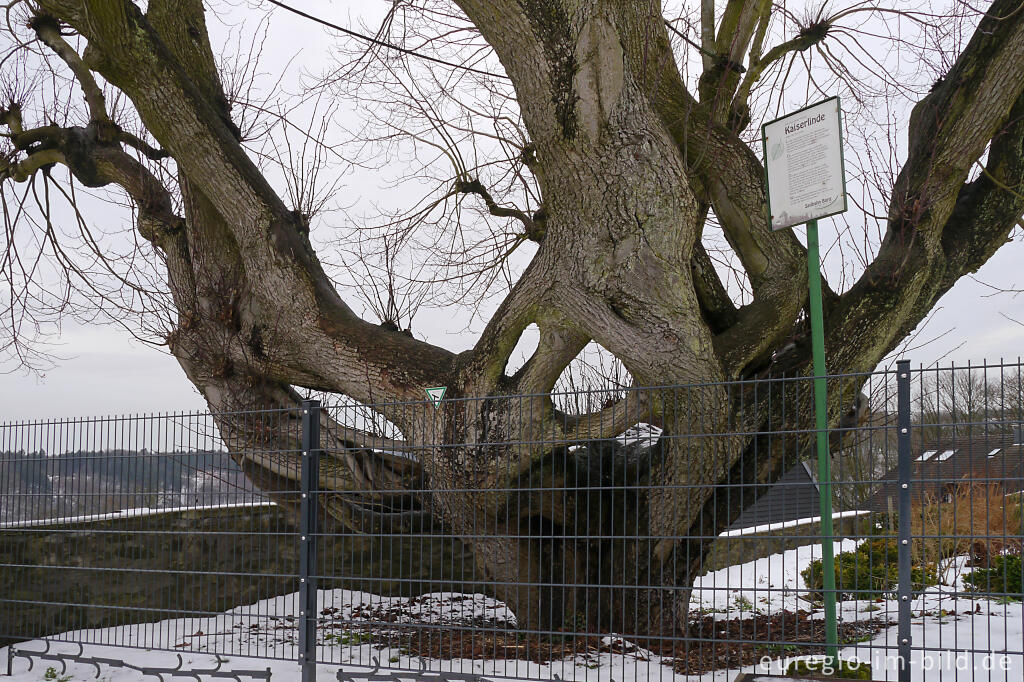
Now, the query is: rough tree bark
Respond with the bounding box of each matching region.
[4,0,1024,640]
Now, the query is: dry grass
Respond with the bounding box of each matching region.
[911,483,1023,569]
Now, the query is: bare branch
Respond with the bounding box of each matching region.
[454,176,544,241]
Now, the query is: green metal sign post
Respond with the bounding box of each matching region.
[762,97,847,665]
[806,219,838,663]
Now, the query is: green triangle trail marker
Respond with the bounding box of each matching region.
[425,386,447,408]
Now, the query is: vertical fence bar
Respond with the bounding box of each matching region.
[299,400,321,682]
[896,360,912,682]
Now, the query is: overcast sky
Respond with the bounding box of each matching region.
[2,1,1022,420]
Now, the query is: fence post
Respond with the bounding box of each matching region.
[896,360,912,682]
[299,400,321,682]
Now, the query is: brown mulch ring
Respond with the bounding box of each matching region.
[362,629,648,666]
[667,610,892,675]
[319,609,892,675]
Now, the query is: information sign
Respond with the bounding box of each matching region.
[763,97,847,231]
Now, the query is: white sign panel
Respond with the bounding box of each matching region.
[763,97,847,231]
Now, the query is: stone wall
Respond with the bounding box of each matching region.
[703,512,871,573]
[0,505,473,648]
[1,504,875,648]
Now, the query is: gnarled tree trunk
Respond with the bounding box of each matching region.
[6,0,1024,641]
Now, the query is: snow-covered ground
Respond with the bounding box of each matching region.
[690,541,1024,680]
[4,540,1021,682]
[691,537,863,617]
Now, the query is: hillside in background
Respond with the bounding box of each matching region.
[0,449,261,523]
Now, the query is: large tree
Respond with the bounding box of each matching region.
[2,0,1023,640]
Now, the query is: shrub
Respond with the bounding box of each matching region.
[43,668,71,682]
[801,538,939,601]
[963,554,1023,601]
[911,484,1023,568]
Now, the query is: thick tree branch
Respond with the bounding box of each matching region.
[515,319,589,395]
[699,0,715,72]
[330,423,409,457]
[202,381,432,535]
[30,12,110,124]
[732,28,831,122]
[714,0,771,69]
[37,0,458,404]
[0,147,64,181]
[322,495,436,534]
[147,0,225,105]
[699,0,772,123]
[889,0,1024,239]
[691,243,739,333]
[453,0,567,144]
[939,94,1024,291]
[1,103,25,134]
[620,15,807,374]
[0,115,200,379]
[455,176,545,241]
[1,120,181,241]
[563,392,653,443]
[824,0,1024,373]
[459,252,548,393]
[118,130,168,160]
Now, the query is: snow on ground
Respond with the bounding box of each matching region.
[691,545,1024,680]
[691,538,863,617]
[3,541,1021,682]
[3,589,682,682]
[615,423,662,449]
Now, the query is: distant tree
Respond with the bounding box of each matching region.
[915,366,1024,441]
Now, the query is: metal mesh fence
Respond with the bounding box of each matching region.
[0,409,301,661]
[1,362,1022,681]
[308,370,900,681]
